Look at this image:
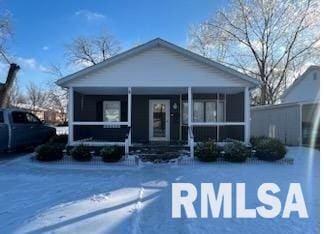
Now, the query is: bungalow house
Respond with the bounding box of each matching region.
[56,38,259,156]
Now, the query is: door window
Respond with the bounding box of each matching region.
[153,103,166,137]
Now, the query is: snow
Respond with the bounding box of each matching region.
[0,147,319,234]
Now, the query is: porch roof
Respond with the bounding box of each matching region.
[74,86,246,95]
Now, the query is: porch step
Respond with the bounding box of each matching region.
[129,145,190,163]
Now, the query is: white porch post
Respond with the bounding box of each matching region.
[68,87,74,144]
[127,87,132,146]
[244,87,251,144]
[187,87,192,145]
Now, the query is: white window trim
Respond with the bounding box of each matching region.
[103,101,121,128]
[182,98,226,125]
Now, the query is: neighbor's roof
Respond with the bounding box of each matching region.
[280,65,320,100]
[56,38,260,87]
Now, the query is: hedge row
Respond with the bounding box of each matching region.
[195,137,286,163]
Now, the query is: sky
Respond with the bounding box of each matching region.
[0,0,227,91]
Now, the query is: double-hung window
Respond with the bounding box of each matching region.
[182,99,225,124]
[103,101,120,128]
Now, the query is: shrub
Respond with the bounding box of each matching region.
[71,145,92,161]
[223,141,250,163]
[49,135,68,145]
[250,136,268,148]
[255,138,286,161]
[100,146,124,162]
[35,144,64,162]
[195,140,221,162]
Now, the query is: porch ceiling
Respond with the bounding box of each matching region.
[74,86,245,95]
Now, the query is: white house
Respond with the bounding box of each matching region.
[56,38,260,156]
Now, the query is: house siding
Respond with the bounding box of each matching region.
[251,104,301,145]
[73,91,244,143]
[67,47,250,88]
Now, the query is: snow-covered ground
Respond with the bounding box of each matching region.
[0,147,319,234]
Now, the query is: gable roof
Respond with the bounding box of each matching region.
[56,38,260,87]
[280,65,320,100]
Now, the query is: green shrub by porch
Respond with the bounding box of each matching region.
[250,136,268,148]
[223,141,250,163]
[71,145,92,161]
[100,146,124,162]
[35,144,64,162]
[195,140,221,162]
[49,134,68,145]
[255,138,286,161]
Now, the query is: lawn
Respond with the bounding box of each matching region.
[0,147,319,234]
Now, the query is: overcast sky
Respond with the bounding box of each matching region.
[0,0,227,91]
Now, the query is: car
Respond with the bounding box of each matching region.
[0,108,56,151]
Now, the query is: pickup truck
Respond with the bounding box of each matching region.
[0,108,56,151]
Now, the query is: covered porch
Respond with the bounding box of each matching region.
[68,86,251,157]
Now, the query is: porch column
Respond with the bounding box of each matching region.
[127,87,132,145]
[188,87,192,145]
[68,87,74,144]
[244,87,251,144]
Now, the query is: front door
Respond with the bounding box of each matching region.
[149,100,170,141]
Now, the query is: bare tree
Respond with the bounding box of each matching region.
[7,81,25,107]
[26,82,48,111]
[188,0,319,104]
[65,32,121,67]
[0,12,20,108]
[43,64,68,123]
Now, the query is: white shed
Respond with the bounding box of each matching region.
[251,66,320,146]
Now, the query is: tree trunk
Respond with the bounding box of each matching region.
[0,63,20,108]
[260,84,267,105]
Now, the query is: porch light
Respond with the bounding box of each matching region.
[173,103,178,110]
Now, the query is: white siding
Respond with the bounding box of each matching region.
[251,104,301,145]
[282,68,320,103]
[66,46,250,88]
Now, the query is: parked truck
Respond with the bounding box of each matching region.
[0,108,56,151]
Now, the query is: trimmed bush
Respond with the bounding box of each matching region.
[49,135,68,145]
[223,141,250,163]
[255,138,286,161]
[250,136,268,148]
[71,145,92,161]
[35,144,64,162]
[195,140,221,162]
[100,146,124,162]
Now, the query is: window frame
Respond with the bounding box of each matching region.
[102,100,121,128]
[182,99,226,125]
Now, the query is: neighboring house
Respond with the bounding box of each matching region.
[56,38,259,155]
[14,103,66,125]
[251,66,320,146]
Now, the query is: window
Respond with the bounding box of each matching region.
[193,101,204,122]
[182,102,188,125]
[206,102,217,122]
[26,113,41,124]
[12,111,28,123]
[12,112,41,124]
[217,101,225,122]
[103,101,121,128]
[0,111,3,123]
[182,99,225,124]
